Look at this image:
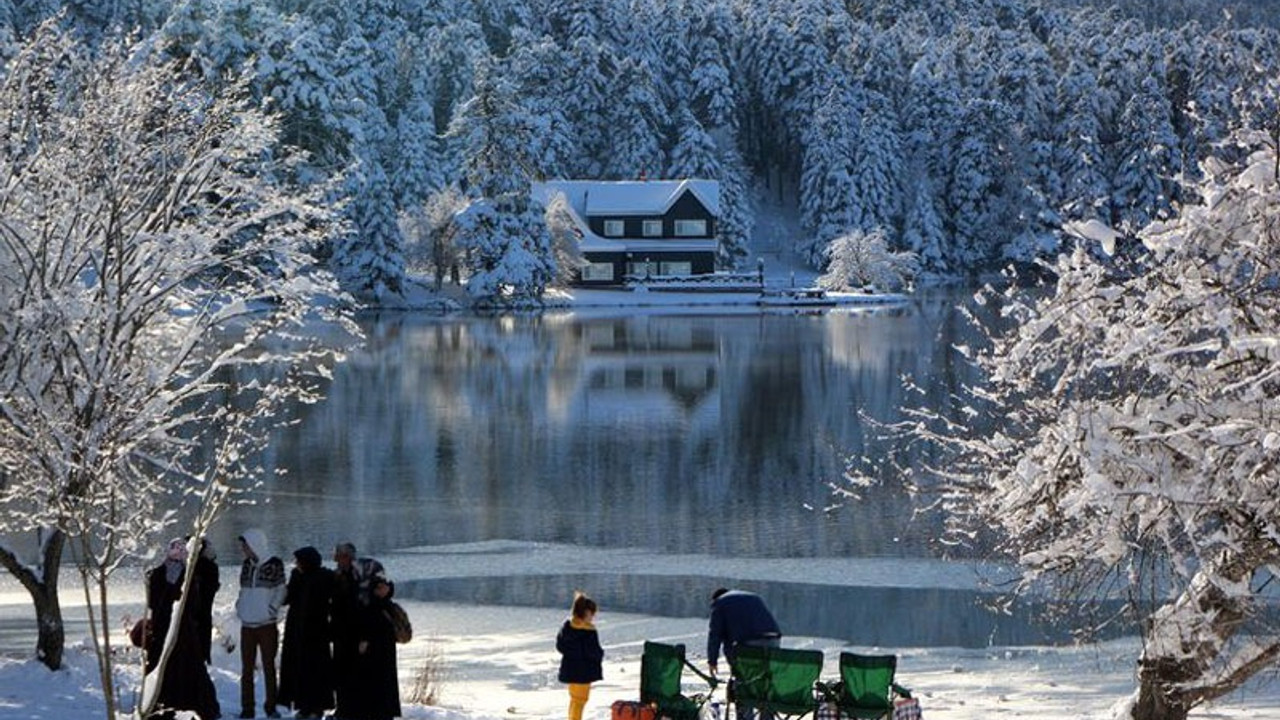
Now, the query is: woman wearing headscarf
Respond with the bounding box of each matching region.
[145,538,220,720]
[355,576,402,720]
[279,546,336,719]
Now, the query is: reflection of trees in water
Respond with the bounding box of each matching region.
[214,294,987,570]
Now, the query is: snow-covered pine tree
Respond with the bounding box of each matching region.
[850,92,904,237]
[562,36,613,177]
[715,144,754,270]
[387,37,445,208]
[901,172,948,275]
[1110,72,1180,232]
[258,20,352,178]
[1052,58,1110,223]
[601,56,666,179]
[667,107,721,180]
[450,60,556,302]
[945,98,1017,268]
[799,80,862,267]
[334,152,407,300]
[505,29,576,179]
[689,13,736,132]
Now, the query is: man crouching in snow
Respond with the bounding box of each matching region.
[235,528,287,719]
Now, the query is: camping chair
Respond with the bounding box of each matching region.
[819,652,911,720]
[729,645,823,720]
[641,641,719,720]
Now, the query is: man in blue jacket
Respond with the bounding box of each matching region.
[706,587,782,720]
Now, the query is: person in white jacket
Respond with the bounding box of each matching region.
[235,528,287,719]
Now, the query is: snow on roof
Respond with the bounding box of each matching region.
[533,179,720,218]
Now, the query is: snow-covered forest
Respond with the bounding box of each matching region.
[3,0,1278,301]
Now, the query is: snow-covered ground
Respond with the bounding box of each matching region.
[3,567,1279,720]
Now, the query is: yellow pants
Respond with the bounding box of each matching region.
[568,683,592,720]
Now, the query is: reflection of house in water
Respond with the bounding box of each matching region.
[577,317,719,417]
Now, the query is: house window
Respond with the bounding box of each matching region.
[659,261,692,277]
[603,220,625,237]
[627,261,659,279]
[581,262,615,282]
[642,220,663,237]
[674,219,707,237]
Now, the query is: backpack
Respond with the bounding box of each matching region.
[384,601,412,644]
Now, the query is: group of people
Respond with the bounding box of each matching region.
[143,530,402,720]
[555,587,781,720]
[147,528,775,720]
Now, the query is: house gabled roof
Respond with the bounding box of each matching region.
[532,179,720,218]
[531,179,720,253]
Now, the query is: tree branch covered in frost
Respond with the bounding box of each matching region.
[0,23,357,688]
[890,130,1280,718]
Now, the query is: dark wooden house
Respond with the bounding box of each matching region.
[532,179,720,286]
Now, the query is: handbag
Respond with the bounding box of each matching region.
[129,618,151,648]
[383,601,413,644]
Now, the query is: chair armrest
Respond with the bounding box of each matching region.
[891,683,911,699]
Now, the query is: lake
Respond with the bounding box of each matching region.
[192,289,1092,648]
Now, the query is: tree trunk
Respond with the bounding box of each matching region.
[1133,656,1194,720]
[0,529,67,670]
[1131,549,1263,720]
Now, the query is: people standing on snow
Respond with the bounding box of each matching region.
[706,588,782,720]
[331,541,387,719]
[145,537,220,720]
[192,536,220,665]
[235,528,287,719]
[556,591,604,720]
[355,575,403,720]
[278,546,336,719]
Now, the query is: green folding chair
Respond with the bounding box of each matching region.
[822,652,911,720]
[641,641,719,720]
[729,645,823,720]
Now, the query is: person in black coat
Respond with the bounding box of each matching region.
[355,576,402,720]
[191,537,220,665]
[330,542,386,719]
[556,591,604,720]
[278,546,336,719]
[145,538,220,720]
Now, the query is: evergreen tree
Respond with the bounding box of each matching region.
[451,62,556,301]
[333,153,406,300]
[850,93,904,235]
[902,173,948,274]
[946,99,1017,267]
[387,36,445,207]
[716,144,754,269]
[689,11,736,131]
[1054,58,1110,222]
[562,37,613,177]
[505,29,576,179]
[667,107,721,179]
[258,19,352,176]
[602,56,665,179]
[1111,72,1180,232]
[799,80,862,266]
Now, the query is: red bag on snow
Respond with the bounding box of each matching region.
[612,700,657,720]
